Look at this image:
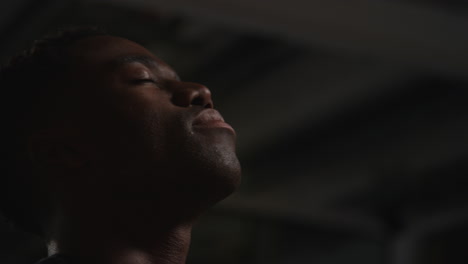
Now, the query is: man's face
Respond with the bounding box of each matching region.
[58,36,241,214]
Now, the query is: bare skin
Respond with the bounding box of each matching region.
[30,36,241,264]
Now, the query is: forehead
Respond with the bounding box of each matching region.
[68,36,174,75]
[71,36,151,62]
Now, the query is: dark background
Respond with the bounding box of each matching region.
[1,0,468,263]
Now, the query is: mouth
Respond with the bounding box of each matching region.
[192,109,236,135]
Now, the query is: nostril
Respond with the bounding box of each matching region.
[191,97,204,106]
[204,102,213,109]
[190,95,213,109]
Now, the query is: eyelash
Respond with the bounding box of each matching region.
[132,78,156,84]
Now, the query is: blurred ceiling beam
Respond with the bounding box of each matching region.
[220,56,406,155]
[216,106,468,233]
[217,190,386,237]
[89,0,468,77]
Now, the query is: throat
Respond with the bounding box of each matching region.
[49,222,193,264]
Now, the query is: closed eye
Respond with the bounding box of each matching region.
[130,78,157,84]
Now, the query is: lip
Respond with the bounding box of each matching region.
[192,109,236,135]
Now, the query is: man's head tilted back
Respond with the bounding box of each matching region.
[0,27,241,263]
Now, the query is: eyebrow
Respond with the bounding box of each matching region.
[111,55,159,69]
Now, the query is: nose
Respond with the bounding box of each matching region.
[171,82,214,109]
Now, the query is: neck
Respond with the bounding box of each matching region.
[48,208,195,264]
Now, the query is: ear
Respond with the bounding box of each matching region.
[27,130,85,170]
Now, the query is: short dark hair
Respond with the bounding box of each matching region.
[0,26,106,238]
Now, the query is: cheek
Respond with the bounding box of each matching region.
[77,92,168,168]
[111,92,182,170]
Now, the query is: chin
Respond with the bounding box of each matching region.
[198,151,241,204]
[155,154,240,220]
[152,127,241,212]
[180,143,242,207]
[212,158,242,200]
